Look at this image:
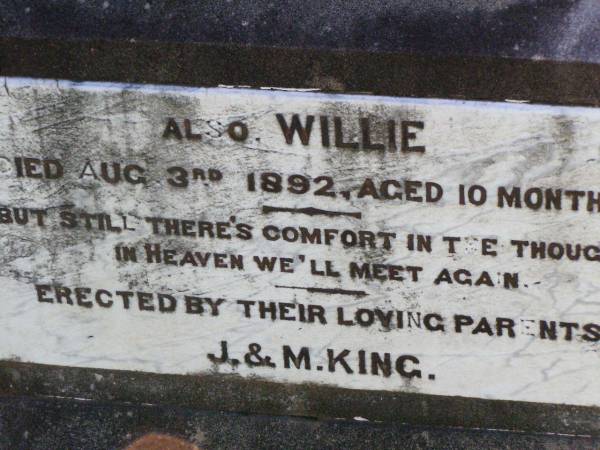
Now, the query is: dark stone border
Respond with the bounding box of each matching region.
[1,37,600,107]
[1,361,599,436]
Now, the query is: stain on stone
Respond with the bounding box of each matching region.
[125,433,200,450]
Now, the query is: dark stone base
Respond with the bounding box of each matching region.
[0,395,597,450]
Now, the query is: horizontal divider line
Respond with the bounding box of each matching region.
[275,285,369,297]
[263,205,362,219]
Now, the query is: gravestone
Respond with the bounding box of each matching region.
[2,1,600,448]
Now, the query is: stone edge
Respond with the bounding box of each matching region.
[1,37,600,107]
[0,361,598,436]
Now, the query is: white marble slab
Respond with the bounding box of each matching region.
[1,77,600,406]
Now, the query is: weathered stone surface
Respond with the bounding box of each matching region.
[2,77,600,414]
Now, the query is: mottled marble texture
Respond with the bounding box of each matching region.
[1,77,600,406]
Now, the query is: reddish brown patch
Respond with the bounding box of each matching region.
[125,433,200,450]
